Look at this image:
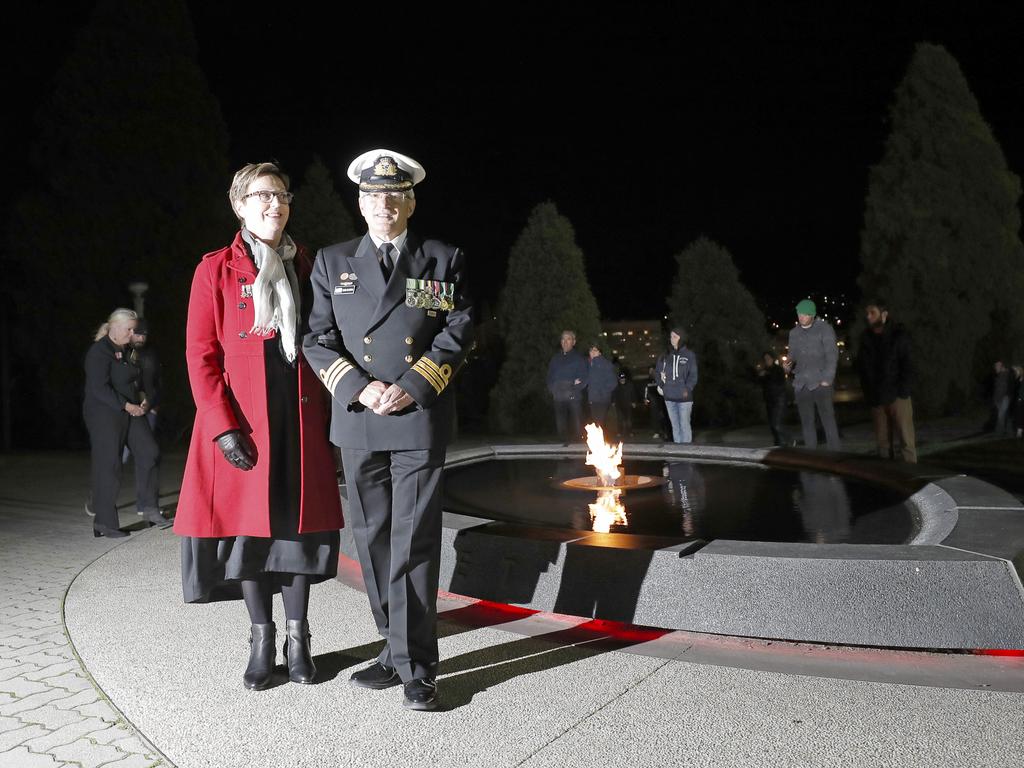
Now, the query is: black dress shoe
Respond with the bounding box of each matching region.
[244,622,277,690]
[92,524,129,538]
[141,509,167,526]
[282,619,316,684]
[402,678,438,711]
[349,661,401,690]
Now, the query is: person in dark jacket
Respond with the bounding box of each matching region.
[856,300,915,462]
[303,149,473,711]
[656,327,698,443]
[83,308,164,538]
[546,330,589,444]
[644,365,667,439]
[613,370,637,438]
[757,351,791,446]
[783,299,841,450]
[129,319,161,433]
[992,360,1014,436]
[585,343,618,429]
[1011,365,1024,439]
[121,319,162,472]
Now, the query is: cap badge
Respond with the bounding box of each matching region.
[373,157,399,176]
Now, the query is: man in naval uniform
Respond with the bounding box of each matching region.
[303,149,473,711]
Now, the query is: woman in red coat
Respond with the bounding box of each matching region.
[174,162,343,690]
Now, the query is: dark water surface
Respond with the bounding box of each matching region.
[442,458,915,545]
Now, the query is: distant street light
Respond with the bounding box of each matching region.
[128,282,149,317]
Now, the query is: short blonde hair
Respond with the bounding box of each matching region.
[94,308,137,341]
[228,162,290,220]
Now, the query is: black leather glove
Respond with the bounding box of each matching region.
[215,430,255,471]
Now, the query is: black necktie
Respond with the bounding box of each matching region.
[379,243,394,280]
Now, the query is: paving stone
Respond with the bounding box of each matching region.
[24,718,110,752]
[0,636,41,651]
[8,649,72,665]
[50,738,128,768]
[52,690,101,712]
[23,662,79,682]
[25,630,67,645]
[0,677,49,698]
[0,724,49,752]
[8,616,54,631]
[84,723,135,746]
[43,673,94,694]
[0,664,39,682]
[0,688,67,716]
[100,753,163,768]
[71,700,119,722]
[0,717,23,735]
[0,746,66,768]
[16,703,85,729]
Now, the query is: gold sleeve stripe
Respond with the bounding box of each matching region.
[412,360,444,394]
[416,356,452,386]
[326,363,354,394]
[321,358,346,381]
[319,358,354,396]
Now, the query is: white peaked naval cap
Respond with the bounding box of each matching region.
[347,149,426,191]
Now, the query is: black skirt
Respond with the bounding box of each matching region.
[181,339,340,603]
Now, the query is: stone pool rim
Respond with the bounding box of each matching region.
[398,441,1024,649]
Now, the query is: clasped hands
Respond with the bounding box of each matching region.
[358,381,413,415]
[125,399,148,417]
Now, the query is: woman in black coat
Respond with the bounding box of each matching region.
[83,308,164,537]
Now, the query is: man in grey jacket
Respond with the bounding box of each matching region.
[784,299,841,450]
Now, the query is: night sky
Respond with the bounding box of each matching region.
[9,3,1024,322]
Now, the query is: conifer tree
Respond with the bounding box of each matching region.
[858,42,1024,415]
[288,155,358,253]
[490,202,602,433]
[666,236,769,427]
[8,0,231,445]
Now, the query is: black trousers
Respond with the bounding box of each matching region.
[648,395,666,434]
[552,398,582,443]
[764,393,790,446]
[341,446,445,682]
[588,400,611,428]
[85,407,160,529]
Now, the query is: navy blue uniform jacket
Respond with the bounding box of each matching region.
[302,231,474,450]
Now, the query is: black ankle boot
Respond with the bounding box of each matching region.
[244,622,276,690]
[282,619,315,684]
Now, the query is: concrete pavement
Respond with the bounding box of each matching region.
[1,418,1023,767]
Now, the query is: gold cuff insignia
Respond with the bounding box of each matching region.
[412,356,454,395]
[320,358,354,397]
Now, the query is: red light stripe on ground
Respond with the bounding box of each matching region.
[973,649,1024,656]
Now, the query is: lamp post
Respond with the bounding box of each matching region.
[128,281,149,317]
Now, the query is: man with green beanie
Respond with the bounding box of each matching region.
[783,299,841,450]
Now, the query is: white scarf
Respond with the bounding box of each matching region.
[241,227,299,362]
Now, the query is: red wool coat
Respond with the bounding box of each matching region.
[174,232,343,537]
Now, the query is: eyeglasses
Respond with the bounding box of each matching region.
[243,190,294,204]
